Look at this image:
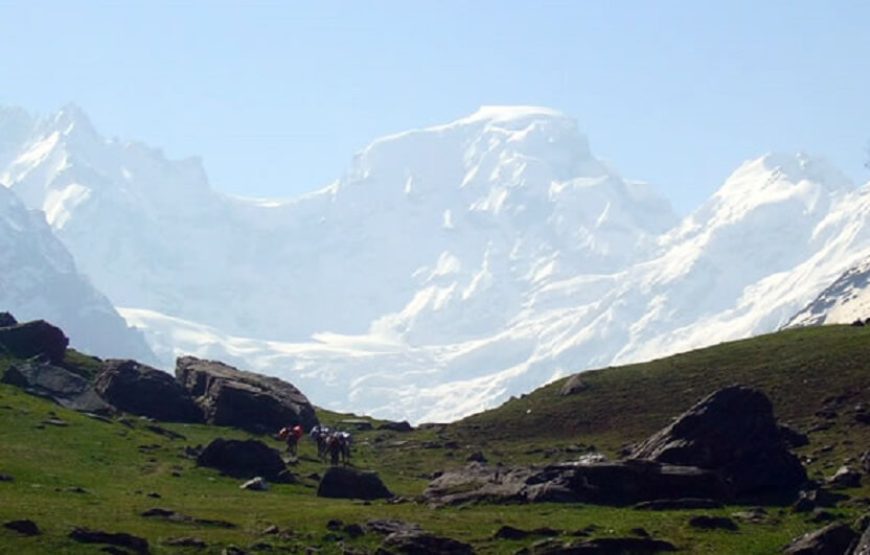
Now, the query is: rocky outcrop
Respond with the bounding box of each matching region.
[175,356,317,434]
[424,460,728,507]
[196,438,292,483]
[783,523,857,555]
[1,360,110,413]
[0,320,68,363]
[629,385,806,498]
[317,466,393,500]
[94,360,202,423]
[559,374,589,396]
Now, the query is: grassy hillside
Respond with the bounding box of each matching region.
[449,325,870,468]
[0,326,868,553]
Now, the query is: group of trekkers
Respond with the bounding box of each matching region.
[277,424,352,466]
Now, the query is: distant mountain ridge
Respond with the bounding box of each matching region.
[1,104,868,422]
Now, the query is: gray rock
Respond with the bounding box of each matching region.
[176,356,317,434]
[364,519,422,535]
[94,359,202,423]
[425,460,728,507]
[1,360,110,413]
[559,374,589,396]
[629,385,806,499]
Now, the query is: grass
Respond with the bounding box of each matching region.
[0,325,868,553]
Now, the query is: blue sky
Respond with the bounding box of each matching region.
[1,0,868,213]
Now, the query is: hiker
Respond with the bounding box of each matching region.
[310,425,330,460]
[278,426,299,456]
[326,433,342,466]
[338,431,352,464]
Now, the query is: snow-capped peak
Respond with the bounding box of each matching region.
[51,103,98,138]
[718,152,853,199]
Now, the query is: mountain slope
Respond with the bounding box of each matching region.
[0,183,153,361]
[785,255,870,327]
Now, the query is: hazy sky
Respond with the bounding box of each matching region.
[1,1,868,213]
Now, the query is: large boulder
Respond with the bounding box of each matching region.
[196,438,292,482]
[424,460,728,507]
[317,466,393,500]
[175,356,317,434]
[629,385,806,498]
[94,360,202,423]
[0,320,68,364]
[1,360,110,413]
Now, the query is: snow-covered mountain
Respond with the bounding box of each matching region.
[2,103,869,422]
[0,162,154,361]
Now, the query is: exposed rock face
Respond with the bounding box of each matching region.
[175,356,317,434]
[560,374,589,396]
[94,360,202,423]
[782,523,857,555]
[196,438,292,482]
[629,385,806,498]
[424,460,728,507]
[1,360,110,413]
[0,320,68,363]
[317,466,393,500]
[380,531,475,554]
